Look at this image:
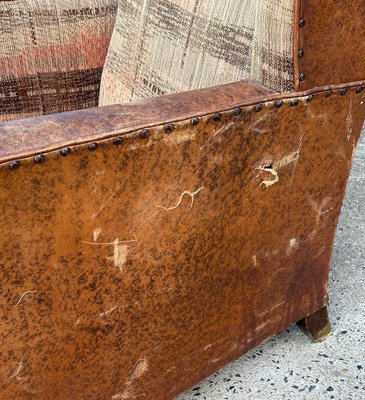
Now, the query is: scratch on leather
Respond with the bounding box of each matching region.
[157,187,204,211]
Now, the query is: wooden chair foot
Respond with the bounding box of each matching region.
[298,306,332,342]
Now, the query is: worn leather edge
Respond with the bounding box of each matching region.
[0,79,364,164]
[0,79,273,161]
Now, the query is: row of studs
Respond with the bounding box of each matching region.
[6,86,364,171]
[298,16,306,82]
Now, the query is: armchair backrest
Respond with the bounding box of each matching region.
[0,0,364,122]
[99,0,365,107]
[0,0,117,122]
[99,0,295,106]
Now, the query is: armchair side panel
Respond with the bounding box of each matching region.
[0,82,364,399]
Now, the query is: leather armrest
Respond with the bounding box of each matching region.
[0,79,274,164]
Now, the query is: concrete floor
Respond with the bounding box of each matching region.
[178,128,365,400]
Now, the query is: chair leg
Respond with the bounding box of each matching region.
[300,306,332,342]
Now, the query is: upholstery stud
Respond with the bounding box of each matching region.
[9,160,20,170]
[255,104,264,112]
[213,113,222,121]
[233,107,241,116]
[60,147,71,156]
[88,142,98,151]
[299,18,305,27]
[290,99,299,107]
[34,154,45,164]
[140,129,150,138]
[340,88,347,96]
[355,86,363,94]
[113,137,123,145]
[299,73,305,82]
[298,49,304,58]
[165,124,175,133]
[191,117,199,126]
[326,90,333,98]
[275,100,284,108]
[307,94,314,102]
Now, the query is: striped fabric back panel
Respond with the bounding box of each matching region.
[0,0,117,122]
[99,0,295,107]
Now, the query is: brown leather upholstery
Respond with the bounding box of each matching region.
[294,0,365,90]
[0,80,364,399]
[0,1,364,398]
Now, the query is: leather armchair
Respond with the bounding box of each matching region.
[0,1,364,399]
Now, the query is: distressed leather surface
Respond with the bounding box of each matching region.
[294,0,365,90]
[0,83,364,399]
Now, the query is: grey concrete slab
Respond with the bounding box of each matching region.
[178,127,365,400]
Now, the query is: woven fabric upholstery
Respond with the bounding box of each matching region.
[99,0,294,107]
[0,0,117,122]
